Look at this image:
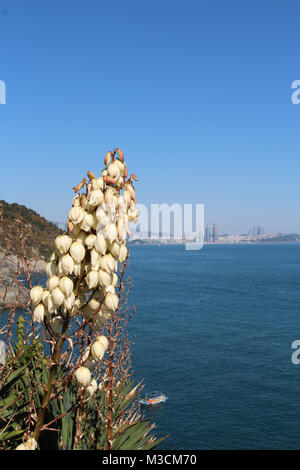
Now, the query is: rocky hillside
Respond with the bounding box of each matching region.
[0,200,63,260]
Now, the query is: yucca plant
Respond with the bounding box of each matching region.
[0,148,167,450]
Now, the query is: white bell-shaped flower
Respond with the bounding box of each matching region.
[95,335,109,351]
[59,276,73,296]
[51,287,65,307]
[46,261,57,277]
[70,242,85,263]
[98,269,111,287]
[89,189,104,206]
[90,248,101,270]
[109,241,120,258]
[100,253,115,273]
[46,275,59,291]
[30,285,43,304]
[81,212,94,232]
[86,270,99,289]
[68,206,84,225]
[85,234,97,249]
[55,235,72,254]
[33,303,45,322]
[61,254,74,275]
[104,293,119,312]
[91,340,106,360]
[95,232,107,255]
[104,223,118,243]
[75,366,91,386]
[119,245,128,263]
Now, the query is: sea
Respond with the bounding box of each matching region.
[127,244,300,450]
[2,243,300,450]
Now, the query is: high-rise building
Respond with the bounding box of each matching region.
[205,223,211,243]
[212,224,218,242]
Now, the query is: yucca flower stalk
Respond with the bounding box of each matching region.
[0,150,166,450]
[27,148,138,444]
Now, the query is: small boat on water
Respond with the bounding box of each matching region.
[139,391,168,406]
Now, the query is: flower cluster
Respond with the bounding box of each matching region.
[29,148,138,387]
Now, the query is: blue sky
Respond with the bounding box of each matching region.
[0,0,299,234]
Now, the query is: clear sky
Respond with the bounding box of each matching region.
[0,0,300,234]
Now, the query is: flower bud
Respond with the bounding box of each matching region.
[104,293,119,312]
[116,147,124,162]
[46,275,59,291]
[86,270,99,289]
[51,287,65,307]
[104,151,113,167]
[75,366,91,386]
[30,285,43,304]
[119,245,128,263]
[68,206,84,225]
[85,234,97,249]
[33,303,45,322]
[70,242,85,264]
[59,276,73,296]
[61,254,74,275]
[55,235,72,254]
[91,340,106,360]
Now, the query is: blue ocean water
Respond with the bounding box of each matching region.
[127,244,300,450]
[1,244,300,450]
